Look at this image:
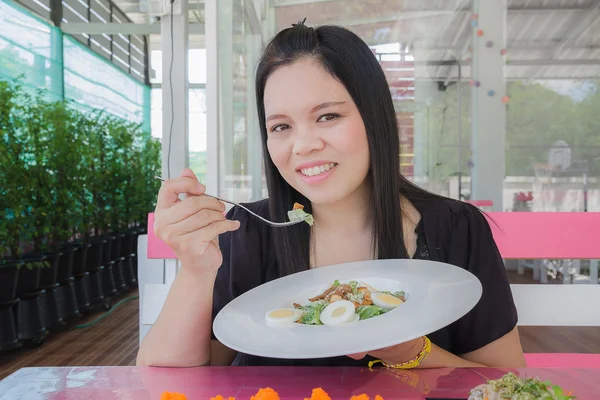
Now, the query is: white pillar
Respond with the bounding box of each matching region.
[246,33,263,201]
[205,0,219,194]
[218,0,234,199]
[470,0,506,210]
[161,0,189,179]
[413,80,444,182]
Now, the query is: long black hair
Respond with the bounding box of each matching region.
[256,23,443,277]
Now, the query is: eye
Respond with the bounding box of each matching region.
[270,124,291,133]
[317,113,340,122]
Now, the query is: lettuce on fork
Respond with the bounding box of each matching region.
[287,203,314,226]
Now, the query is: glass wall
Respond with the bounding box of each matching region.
[207,0,600,290]
[498,1,600,286]
[64,36,149,126]
[0,0,63,101]
[216,0,263,202]
[0,0,151,127]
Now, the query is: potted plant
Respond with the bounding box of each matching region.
[512,191,533,212]
[0,80,24,305]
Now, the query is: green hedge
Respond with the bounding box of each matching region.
[0,80,161,259]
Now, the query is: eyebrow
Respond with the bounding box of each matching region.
[266,101,347,122]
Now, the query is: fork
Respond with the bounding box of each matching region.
[154,176,304,227]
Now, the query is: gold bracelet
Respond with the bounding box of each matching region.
[368,336,432,370]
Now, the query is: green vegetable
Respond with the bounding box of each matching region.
[332,279,340,287]
[298,300,327,325]
[347,293,364,304]
[356,305,386,320]
[287,209,314,226]
[348,280,359,294]
[382,290,406,299]
[481,372,575,400]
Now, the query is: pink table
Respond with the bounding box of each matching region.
[1,366,599,399]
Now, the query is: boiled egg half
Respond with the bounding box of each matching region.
[319,300,358,326]
[265,308,302,328]
[371,292,404,311]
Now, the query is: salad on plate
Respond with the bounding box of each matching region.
[265,279,406,328]
[469,372,575,400]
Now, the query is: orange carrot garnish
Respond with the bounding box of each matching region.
[304,387,332,400]
[160,392,188,400]
[250,387,280,400]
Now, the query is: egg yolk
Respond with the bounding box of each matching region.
[332,307,346,317]
[377,293,402,306]
[269,309,295,319]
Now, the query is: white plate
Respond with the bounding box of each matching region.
[213,259,482,359]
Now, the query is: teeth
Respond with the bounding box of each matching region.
[300,163,336,177]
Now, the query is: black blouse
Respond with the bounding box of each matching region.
[211,197,518,366]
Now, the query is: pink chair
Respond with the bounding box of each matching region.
[487,211,600,368]
[465,199,493,208]
[147,213,177,259]
[524,353,600,368]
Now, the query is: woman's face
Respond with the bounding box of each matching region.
[264,58,370,206]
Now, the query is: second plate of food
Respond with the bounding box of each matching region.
[213,258,482,359]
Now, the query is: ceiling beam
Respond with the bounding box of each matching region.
[527,2,600,80]
[378,59,600,67]
[421,45,599,51]
[273,0,337,6]
[333,7,598,29]
[274,0,593,13]
[61,22,205,35]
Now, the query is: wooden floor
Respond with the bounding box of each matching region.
[0,289,140,380]
[1,284,599,381]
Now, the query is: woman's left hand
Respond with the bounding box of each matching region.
[347,337,424,365]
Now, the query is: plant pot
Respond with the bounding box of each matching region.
[72,244,90,277]
[56,247,76,285]
[102,235,115,267]
[0,300,21,351]
[16,254,47,297]
[111,233,125,262]
[0,261,20,304]
[17,295,47,341]
[122,231,137,257]
[39,252,63,290]
[86,238,106,272]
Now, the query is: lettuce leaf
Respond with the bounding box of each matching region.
[298,300,327,325]
[356,305,386,320]
[287,208,314,226]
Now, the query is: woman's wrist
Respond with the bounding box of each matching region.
[369,336,431,369]
[395,337,426,363]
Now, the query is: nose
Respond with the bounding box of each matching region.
[292,128,325,155]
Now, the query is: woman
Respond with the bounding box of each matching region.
[137,22,526,369]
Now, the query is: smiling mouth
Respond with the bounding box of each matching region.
[298,163,337,177]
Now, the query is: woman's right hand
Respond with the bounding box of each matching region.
[153,168,241,274]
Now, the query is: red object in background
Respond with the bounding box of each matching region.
[379,59,415,180]
[515,191,533,202]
